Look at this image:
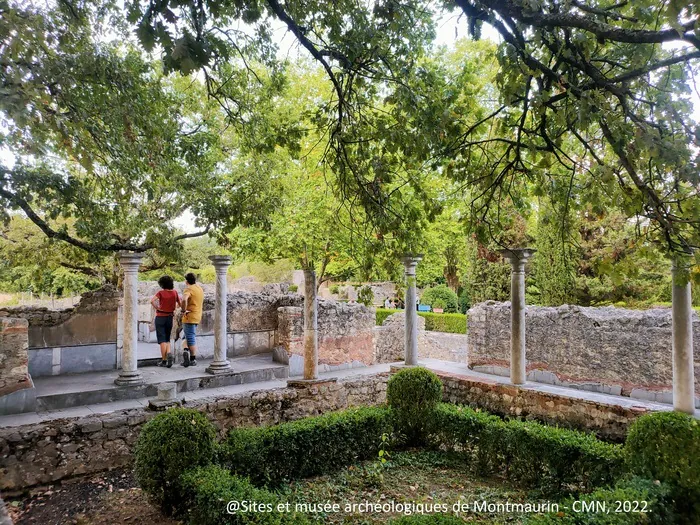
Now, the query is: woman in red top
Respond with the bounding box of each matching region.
[150,275,181,368]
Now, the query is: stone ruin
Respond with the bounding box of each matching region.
[468,301,700,404]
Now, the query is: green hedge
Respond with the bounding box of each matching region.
[419,312,466,334]
[134,408,217,514]
[179,465,311,525]
[525,477,677,525]
[375,308,467,334]
[625,411,700,519]
[219,406,391,486]
[387,368,443,444]
[428,404,624,491]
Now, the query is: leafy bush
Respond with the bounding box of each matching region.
[330,284,340,294]
[376,307,401,325]
[428,404,624,491]
[387,368,443,444]
[357,285,374,306]
[179,465,311,525]
[420,285,459,313]
[525,476,677,525]
[626,412,700,517]
[134,408,217,514]
[220,407,391,486]
[418,312,466,334]
[288,284,298,293]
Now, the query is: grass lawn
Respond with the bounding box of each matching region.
[285,450,539,524]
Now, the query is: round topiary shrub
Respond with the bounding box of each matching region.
[626,411,700,512]
[134,407,217,515]
[420,284,459,313]
[387,367,443,444]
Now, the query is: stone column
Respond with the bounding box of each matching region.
[115,252,143,386]
[499,248,536,386]
[672,256,695,414]
[401,255,423,366]
[206,255,233,375]
[303,268,318,380]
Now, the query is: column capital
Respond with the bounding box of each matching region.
[118,251,144,271]
[208,255,232,268]
[498,248,536,267]
[401,254,423,272]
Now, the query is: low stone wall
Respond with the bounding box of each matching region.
[373,312,467,363]
[0,374,388,492]
[434,369,656,441]
[468,302,700,400]
[277,302,375,375]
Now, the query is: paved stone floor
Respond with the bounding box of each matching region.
[1,359,696,429]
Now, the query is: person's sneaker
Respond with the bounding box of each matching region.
[182,349,190,367]
[166,353,173,368]
[190,356,197,366]
[157,360,167,367]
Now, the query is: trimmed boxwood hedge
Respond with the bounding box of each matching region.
[427,403,625,491]
[219,406,391,486]
[387,367,443,444]
[376,308,467,334]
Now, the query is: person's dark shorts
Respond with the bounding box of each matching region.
[155,316,173,344]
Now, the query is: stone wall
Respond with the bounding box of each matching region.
[434,369,655,441]
[373,312,467,363]
[468,302,700,400]
[1,286,120,349]
[276,301,375,375]
[0,318,30,398]
[0,374,388,492]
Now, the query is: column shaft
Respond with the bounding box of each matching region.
[115,253,143,386]
[303,269,318,380]
[511,261,527,385]
[401,256,422,366]
[207,256,233,375]
[672,260,695,414]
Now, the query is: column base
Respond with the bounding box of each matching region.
[206,361,233,375]
[114,372,144,386]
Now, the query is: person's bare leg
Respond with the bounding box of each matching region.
[189,345,197,358]
[159,342,168,360]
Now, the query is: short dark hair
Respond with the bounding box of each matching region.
[158,275,175,290]
[185,273,196,285]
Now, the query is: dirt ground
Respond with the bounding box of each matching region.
[5,468,178,525]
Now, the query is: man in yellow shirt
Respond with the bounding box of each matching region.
[181,273,204,367]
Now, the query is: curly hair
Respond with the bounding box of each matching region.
[158,275,175,290]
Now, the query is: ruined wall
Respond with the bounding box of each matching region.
[0,374,388,491]
[468,301,700,399]
[373,312,467,364]
[277,301,375,374]
[0,286,119,349]
[0,318,30,397]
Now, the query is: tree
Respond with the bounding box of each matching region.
[130,0,700,257]
[1,1,281,260]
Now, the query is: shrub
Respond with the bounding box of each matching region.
[357,285,374,306]
[387,368,443,444]
[376,307,400,325]
[458,290,470,314]
[288,284,298,293]
[428,404,624,492]
[626,412,700,516]
[525,476,677,525]
[179,465,311,525]
[220,406,391,486]
[420,285,459,313]
[330,284,340,294]
[418,312,466,334]
[134,408,217,514]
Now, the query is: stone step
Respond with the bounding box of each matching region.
[31,354,287,413]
